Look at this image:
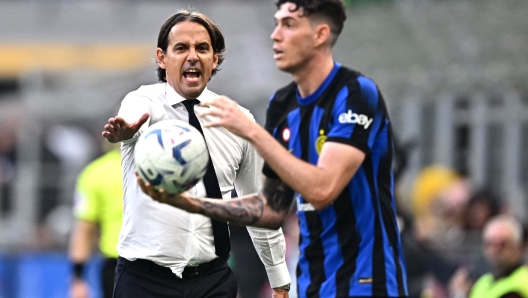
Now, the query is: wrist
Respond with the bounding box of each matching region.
[179,193,202,214]
[72,262,85,279]
[273,283,290,291]
[245,123,264,144]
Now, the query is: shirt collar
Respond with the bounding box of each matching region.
[164,83,210,106]
[296,61,341,106]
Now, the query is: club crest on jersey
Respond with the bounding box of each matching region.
[315,129,327,155]
[282,127,291,142]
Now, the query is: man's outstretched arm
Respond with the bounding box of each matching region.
[138,175,295,230]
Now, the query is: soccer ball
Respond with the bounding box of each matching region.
[134,119,209,194]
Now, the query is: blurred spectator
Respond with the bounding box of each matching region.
[68,143,122,298]
[0,116,17,216]
[402,178,515,298]
[31,124,98,250]
[468,215,528,298]
[461,190,503,276]
[402,165,474,298]
[463,190,502,232]
[448,191,506,298]
[410,165,460,220]
[399,211,460,298]
[410,165,472,254]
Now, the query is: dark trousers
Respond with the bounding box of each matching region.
[102,258,118,298]
[113,257,237,298]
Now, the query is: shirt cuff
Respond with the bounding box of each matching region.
[264,262,291,289]
[121,133,140,144]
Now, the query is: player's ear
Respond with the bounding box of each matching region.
[156,48,166,69]
[314,23,330,48]
[212,53,219,70]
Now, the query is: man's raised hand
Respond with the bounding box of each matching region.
[199,96,257,138]
[102,113,149,143]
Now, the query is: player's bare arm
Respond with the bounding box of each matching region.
[102,112,150,143]
[200,96,365,210]
[138,175,295,229]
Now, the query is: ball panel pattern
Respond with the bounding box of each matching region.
[134,119,209,194]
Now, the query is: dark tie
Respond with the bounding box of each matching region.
[180,99,231,259]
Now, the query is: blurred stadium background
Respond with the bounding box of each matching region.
[0,0,527,297]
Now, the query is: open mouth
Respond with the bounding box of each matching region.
[273,48,283,59]
[183,69,201,83]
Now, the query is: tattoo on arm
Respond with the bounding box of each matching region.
[196,178,293,227]
[262,178,295,213]
[201,196,265,226]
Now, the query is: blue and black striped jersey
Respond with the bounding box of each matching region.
[263,63,408,298]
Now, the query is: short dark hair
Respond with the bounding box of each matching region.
[275,0,347,47]
[156,9,226,82]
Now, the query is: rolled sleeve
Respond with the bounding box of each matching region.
[246,226,291,288]
[234,115,291,288]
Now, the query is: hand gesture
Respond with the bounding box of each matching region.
[102,113,149,143]
[136,173,197,212]
[136,172,170,204]
[199,96,257,139]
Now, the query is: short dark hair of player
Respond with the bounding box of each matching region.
[275,0,347,47]
[156,9,226,82]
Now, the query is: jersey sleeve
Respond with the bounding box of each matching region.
[327,76,384,155]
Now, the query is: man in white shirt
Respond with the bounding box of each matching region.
[102,9,291,298]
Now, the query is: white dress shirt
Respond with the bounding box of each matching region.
[116,83,290,287]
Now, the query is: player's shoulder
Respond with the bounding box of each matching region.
[337,65,361,77]
[125,83,165,99]
[335,66,383,104]
[270,81,297,103]
[338,66,377,88]
[336,66,363,84]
